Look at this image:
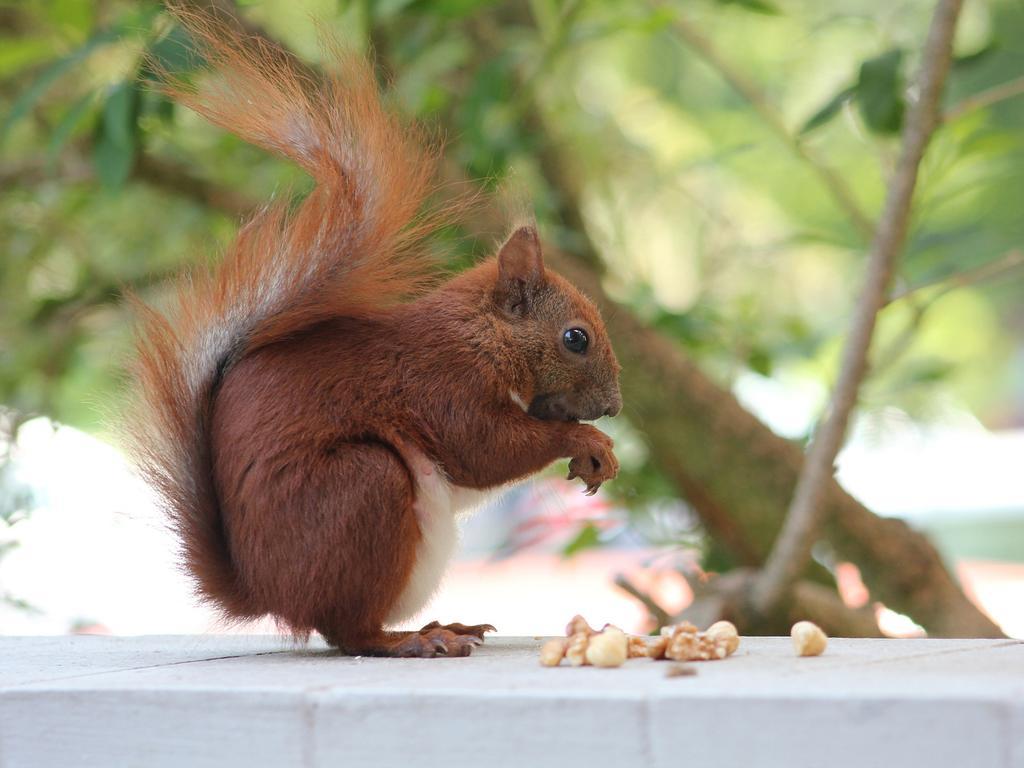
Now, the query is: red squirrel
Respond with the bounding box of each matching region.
[128,11,621,657]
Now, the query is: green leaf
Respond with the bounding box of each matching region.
[154,94,176,123]
[714,0,781,14]
[701,539,737,574]
[746,346,773,376]
[47,90,97,160]
[856,49,905,135]
[903,358,956,385]
[93,82,140,190]
[799,85,855,135]
[93,133,134,191]
[371,0,418,19]
[562,522,601,557]
[42,0,94,34]
[0,27,120,149]
[0,38,55,77]
[409,0,498,20]
[952,40,998,70]
[651,304,722,351]
[101,83,137,148]
[140,24,199,82]
[458,54,519,177]
[629,7,676,35]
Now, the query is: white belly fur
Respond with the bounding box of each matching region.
[384,455,495,626]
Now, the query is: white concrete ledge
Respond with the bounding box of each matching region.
[2,636,1022,767]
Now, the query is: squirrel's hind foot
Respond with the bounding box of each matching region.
[330,626,490,657]
[385,628,483,657]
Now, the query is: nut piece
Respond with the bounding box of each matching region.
[627,635,649,658]
[585,627,628,668]
[664,623,699,661]
[539,638,568,667]
[566,614,596,637]
[565,631,590,666]
[543,615,740,669]
[662,621,729,661]
[791,621,828,657]
[627,634,670,659]
[705,620,740,656]
[647,635,669,660]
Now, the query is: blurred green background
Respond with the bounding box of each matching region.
[3,0,1023,430]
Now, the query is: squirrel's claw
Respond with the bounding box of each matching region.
[419,621,495,640]
[584,483,600,496]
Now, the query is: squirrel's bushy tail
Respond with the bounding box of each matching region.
[127,8,456,618]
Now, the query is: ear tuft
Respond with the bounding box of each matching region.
[495,226,545,316]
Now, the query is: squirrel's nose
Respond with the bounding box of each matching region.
[603,392,622,418]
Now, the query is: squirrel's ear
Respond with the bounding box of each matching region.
[495,226,545,317]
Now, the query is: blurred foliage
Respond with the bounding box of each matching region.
[2,0,1023,561]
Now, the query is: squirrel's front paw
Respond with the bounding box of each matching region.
[567,427,619,496]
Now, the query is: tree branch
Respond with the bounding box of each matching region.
[886,248,1024,305]
[750,0,966,617]
[614,574,671,627]
[873,249,1024,377]
[944,75,1024,123]
[679,568,882,636]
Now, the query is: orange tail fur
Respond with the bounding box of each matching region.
[126,7,455,617]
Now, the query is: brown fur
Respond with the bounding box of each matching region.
[127,8,620,655]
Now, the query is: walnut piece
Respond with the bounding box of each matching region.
[647,635,669,660]
[791,621,827,657]
[627,635,649,658]
[540,616,740,668]
[662,621,729,661]
[565,614,596,637]
[565,631,590,666]
[539,638,568,667]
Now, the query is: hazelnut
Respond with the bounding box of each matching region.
[791,621,827,657]
[585,627,628,668]
[705,620,740,656]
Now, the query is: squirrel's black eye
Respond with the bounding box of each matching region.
[563,327,589,354]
